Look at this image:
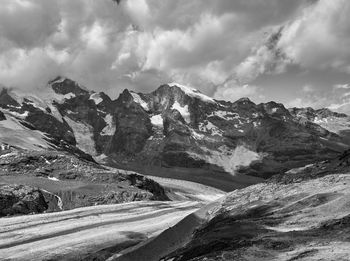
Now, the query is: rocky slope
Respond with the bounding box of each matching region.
[1,78,350,191]
[0,149,168,214]
[290,107,350,141]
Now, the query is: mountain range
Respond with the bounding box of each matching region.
[1,77,350,191]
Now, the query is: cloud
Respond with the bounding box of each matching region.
[302,84,314,93]
[277,0,350,73]
[0,0,313,96]
[213,79,264,103]
[0,0,60,50]
[287,82,350,114]
[0,0,349,109]
[334,84,350,89]
[0,48,62,89]
[235,28,290,82]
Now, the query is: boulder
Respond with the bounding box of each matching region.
[0,184,48,216]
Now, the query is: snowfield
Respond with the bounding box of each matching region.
[130,92,149,111]
[168,83,216,104]
[0,113,51,150]
[171,101,190,123]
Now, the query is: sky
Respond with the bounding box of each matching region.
[1,0,350,112]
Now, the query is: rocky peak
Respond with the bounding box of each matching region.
[150,84,189,113]
[232,97,256,107]
[261,101,291,118]
[289,107,317,120]
[150,83,217,110]
[0,88,21,108]
[231,97,258,115]
[49,77,89,96]
[118,89,137,103]
[316,108,347,118]
[166,83,216,103]
[290,107,349,120]
[115,89,148,113]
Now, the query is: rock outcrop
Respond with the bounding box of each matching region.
[0,110,5,121]
[0,150,168,212]
[0,184,48,216]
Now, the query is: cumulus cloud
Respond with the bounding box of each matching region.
[213,79,265,103]
[0,0,349,107]
[334,84,350,90]
[235,28,290,83]
[287,82,350,114]
[0,0,60,50]
[0,0,312,96]
[277,0,350,72]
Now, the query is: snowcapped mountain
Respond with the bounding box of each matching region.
[1,77,350,191]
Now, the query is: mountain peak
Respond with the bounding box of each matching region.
[166,82,216,104]
[0,88,21,108]
[234,97,254,104]
[289,106,349,120]
[49,77,89,96]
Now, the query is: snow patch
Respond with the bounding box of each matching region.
[172,101,191,123]
[265,226,308,232]
[48,177,60,182]
[199,121,223,136]
[101,114,116,136]
[131,92,149,111]
[3,110,29,119]
[89,93,103,105]
[6,89,66,123]
[151,114,163,127]
[286,164,314,174]
[50,77,66,84]
[208,110,239,120]
[313,116,350,134]
[189,145,263,175]
[168,83,216,103]
[0,114,50,150]
[63,93,76,100]
[253,121,260,127]
[191,130,205,140]
[0,152,17,159]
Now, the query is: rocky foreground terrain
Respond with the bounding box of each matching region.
[114,151,350,261]
[0,148,169,215]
